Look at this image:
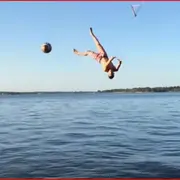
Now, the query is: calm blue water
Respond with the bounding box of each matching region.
[0,92,180,178]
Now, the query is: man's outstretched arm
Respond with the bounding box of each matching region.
[105,56,116,67]
[114,59,122,72]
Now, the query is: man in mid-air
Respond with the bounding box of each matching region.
[73,28,122,79]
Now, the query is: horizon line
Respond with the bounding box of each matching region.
[0,85,180,93]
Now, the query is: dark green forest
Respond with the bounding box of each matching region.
[98,86,180,93]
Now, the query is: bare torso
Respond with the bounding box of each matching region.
[100,57,116,72]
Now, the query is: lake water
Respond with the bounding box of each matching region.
[0,92,180,177]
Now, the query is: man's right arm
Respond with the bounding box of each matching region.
[105,56,116,67]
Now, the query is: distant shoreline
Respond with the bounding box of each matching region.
[98,86,180,93]
[0,86,180,95]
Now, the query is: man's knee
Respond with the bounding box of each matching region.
[86,50,93,55]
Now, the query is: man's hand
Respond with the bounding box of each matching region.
[117,59,122,65]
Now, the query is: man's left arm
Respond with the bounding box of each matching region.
[114,59,122,72]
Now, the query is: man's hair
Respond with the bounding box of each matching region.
[108,73,114,79]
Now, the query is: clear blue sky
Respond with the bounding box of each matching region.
[1,2,180,92]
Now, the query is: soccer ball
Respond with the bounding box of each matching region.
[41,42,52,53]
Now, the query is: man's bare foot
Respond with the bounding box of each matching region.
[90,27,93,36]
[73,49,78,54]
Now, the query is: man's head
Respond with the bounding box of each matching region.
[108,69,114,79]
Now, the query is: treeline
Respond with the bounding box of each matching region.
[1,86,180,95]
[0,92,39,95]
[0,91,93,95]
[98,86,180,93]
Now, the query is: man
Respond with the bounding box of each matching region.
[73,28,122,79]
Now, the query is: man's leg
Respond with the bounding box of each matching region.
[73,49,94,57]
[90,28,107,56]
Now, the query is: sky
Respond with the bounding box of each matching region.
[0,2,180,92]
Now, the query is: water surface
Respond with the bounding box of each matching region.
[0,93,180,177]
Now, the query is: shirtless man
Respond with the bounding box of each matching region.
[73,27,122,79]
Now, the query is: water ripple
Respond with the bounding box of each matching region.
[0,93,180,177]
